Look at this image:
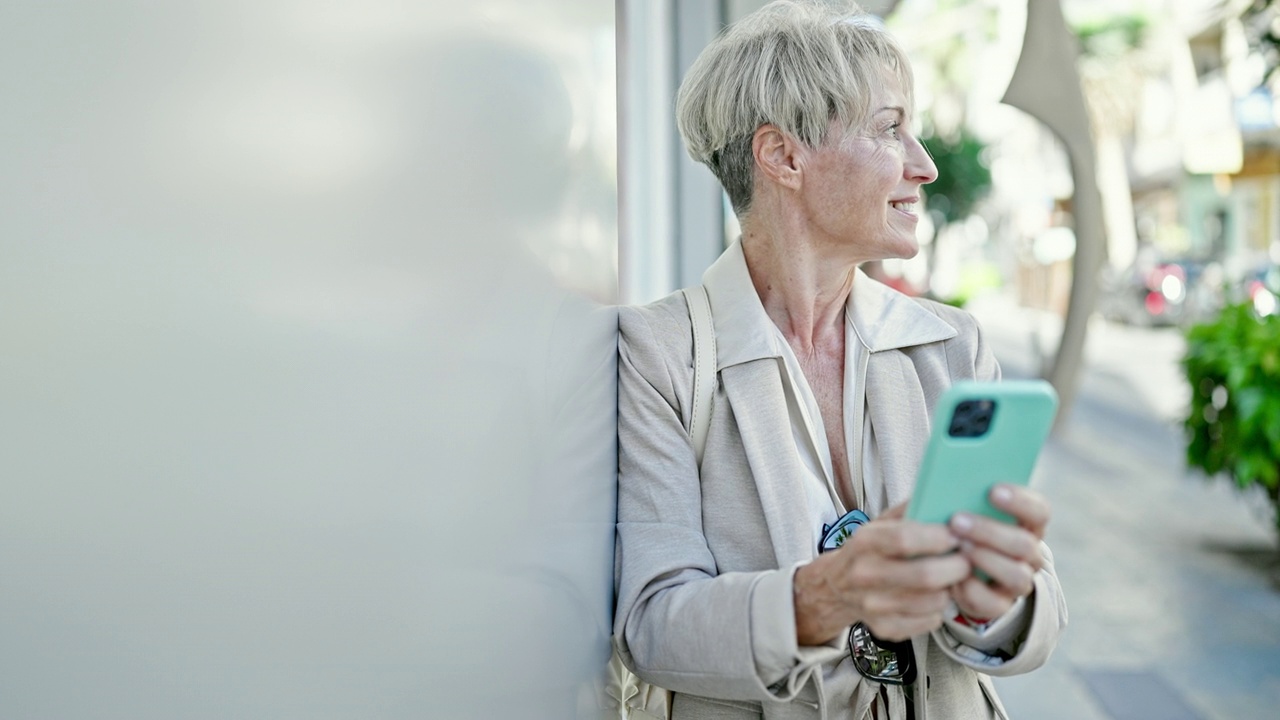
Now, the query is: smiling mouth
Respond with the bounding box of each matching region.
[890,200,916,214]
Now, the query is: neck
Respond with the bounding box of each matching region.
[739,216,857,355]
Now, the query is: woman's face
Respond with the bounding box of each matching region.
[795,76,937,263]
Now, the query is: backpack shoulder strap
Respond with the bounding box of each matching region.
[681,286,716,466]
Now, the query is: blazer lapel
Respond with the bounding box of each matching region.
[850,271,958,510]
[720,360,816,568]
[864,351,933,510]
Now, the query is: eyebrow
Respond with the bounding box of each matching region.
[875,106,906,119]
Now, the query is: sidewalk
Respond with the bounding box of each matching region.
[966,294,1280,720]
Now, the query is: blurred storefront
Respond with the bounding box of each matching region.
[1124,1,1279,302]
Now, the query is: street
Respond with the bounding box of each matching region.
[968,296,1280,720]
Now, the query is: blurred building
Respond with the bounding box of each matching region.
[1173,1,1279,277]
[1090,0,1280,323]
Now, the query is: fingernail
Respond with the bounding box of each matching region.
[992,486,1013,504]
[951,514,973,533]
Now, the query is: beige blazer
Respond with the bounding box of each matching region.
[614,243,1067,719]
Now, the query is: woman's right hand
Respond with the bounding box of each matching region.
[793,503,971,645]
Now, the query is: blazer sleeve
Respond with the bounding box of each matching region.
[614,303,844,703]
[928,307,1069,675]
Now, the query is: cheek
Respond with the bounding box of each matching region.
[868,147,903,183]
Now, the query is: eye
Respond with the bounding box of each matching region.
[885,122,902,140]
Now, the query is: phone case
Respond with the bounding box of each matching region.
[906,380,1058,525]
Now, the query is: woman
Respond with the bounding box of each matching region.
[614,2,1067,718]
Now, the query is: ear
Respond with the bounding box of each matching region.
[752,124,804,192]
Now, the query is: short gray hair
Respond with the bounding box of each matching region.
[675,1,914,215]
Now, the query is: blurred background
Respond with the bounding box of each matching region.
[2,0,1278,718]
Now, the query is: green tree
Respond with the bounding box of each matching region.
[1183,302,1280,532]
[921,129,991,228]
[919,128,991,299]
[1243,0,1280,81]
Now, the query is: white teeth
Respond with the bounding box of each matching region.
[891,201,914,212]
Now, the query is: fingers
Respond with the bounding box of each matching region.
[950,577,1015,621]
[988,484,1051,536]
[795,544,967,644]
[864,611,948,642]
[859,584,959,641]
[946,492,1044,614]
[960,543,1036,597]
[854,518,960,559]
[849,551,973,592]
[949,513,1043,570]
[799,501,1044,645]
[861,587,955,617]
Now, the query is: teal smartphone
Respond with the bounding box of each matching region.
[906,380,1058,525]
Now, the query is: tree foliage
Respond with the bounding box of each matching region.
[921,129,991,227]
[1072,12,1149,59]
[1183,302,1280,531]
[1243,0,1280,81]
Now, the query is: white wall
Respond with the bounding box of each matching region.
[0,2,617,718]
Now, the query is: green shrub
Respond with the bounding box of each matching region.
[1183,302,1280,532]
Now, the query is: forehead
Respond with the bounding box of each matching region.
[829,81,909,141]
[866,70,912,119]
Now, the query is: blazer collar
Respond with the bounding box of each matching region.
[700,240,784,369]
[846,263,958,351]
[700,240,958,365]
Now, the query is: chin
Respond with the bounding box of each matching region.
[883,241,919,261]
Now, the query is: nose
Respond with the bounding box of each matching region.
[905,135,938,185]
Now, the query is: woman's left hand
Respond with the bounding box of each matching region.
[945,484,1050,621]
